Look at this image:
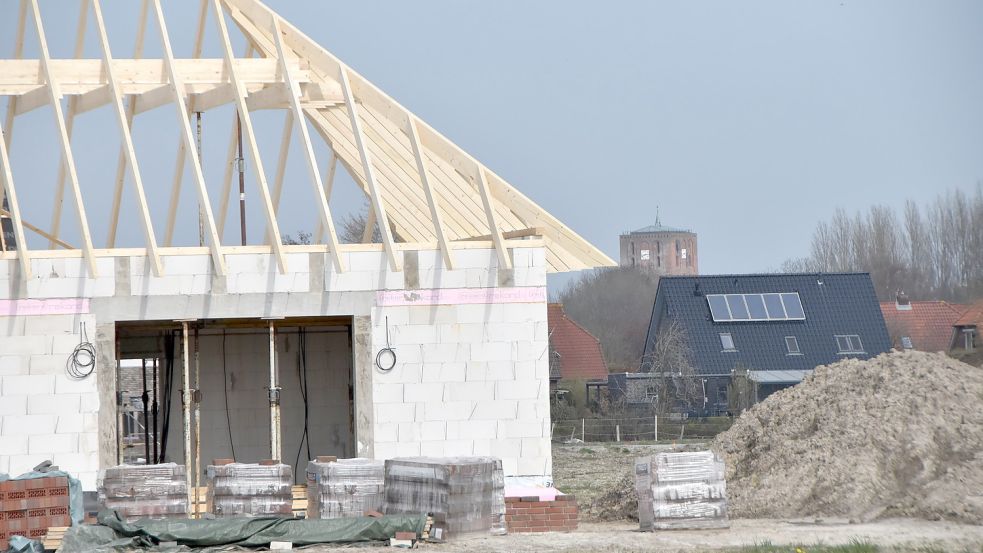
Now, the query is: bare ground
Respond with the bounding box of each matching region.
[300,519,983,552]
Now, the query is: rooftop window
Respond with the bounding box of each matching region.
[835,334,864,354]
[900,336,914,350]
[785,336,800,355]
[719,333,736,352]
[707,293,806,322]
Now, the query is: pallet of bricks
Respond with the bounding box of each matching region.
[207,462,293,518]
[384,457,506,537]
[635,451,729,530]
[99,464,188,521]
[0,476,71,550]
[306,457,384,519]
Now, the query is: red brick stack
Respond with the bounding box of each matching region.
[504,494,578,533]
[0,477,71,550]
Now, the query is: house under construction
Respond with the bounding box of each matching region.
[0,0,613,490]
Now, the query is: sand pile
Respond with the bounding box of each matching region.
[713,351,983,523]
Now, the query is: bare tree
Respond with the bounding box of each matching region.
[340,200,384,244]
[554,267,660,372]
[639,319,700,415]
[282,230,312,245]
[785,184,983,302]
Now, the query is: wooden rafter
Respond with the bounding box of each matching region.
[271,16,345,271]
[0,121,31,278]
[48,0,89,250]
[106,0,148,249]
[407,117,454,269]
[29,0,99,276]
[313,152,337,244]
[211,0,287,273]
[475,165,512,270]
[150,0,226,274]
[91,0,163,276]
[339,66,400,271]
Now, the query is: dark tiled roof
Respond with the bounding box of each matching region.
[644,273,892,376]
[879,301,966,352]
[547,304,609,382]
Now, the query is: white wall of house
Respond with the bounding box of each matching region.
[0,245,550,489]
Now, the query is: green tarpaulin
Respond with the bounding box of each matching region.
[57,511,427,552]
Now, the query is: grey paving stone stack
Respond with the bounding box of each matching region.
[383,457,506,536]
[306,458,385,519]
[635,451,729,530]
[98,463,188,522]
[205,463,293,518]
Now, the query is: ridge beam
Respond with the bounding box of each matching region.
[29,0,98,277]
[211,0,287,273]
[272,16,345,271]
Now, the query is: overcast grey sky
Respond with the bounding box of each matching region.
[3,1,982,288]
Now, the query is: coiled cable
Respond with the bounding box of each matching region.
[66,322,96,379]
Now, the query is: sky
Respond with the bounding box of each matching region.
[2,1,982,292]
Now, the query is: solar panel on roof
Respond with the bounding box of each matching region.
[707,292,806,322]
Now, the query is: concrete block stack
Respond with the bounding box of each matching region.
[206,462,293,518]
[306,457,385,519]
[0,476,71,549]
[635,451,729,530]
[383,457,506,536]
[98,464,188,522]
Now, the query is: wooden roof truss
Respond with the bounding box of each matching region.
[0,0,615,279]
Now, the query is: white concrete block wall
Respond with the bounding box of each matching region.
[367,247,551,481]
[0,245,553,488]
[0,312,99,489]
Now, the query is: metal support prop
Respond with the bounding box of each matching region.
[193,324,202,518]
[267,320,281,461]
[180,321,193,518]
[141,359,150,464]
[152,357,159,463]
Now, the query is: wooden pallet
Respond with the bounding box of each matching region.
[42,526,69,552]
[191,485,309,517]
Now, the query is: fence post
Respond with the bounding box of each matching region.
[654,415,658,442]
[616,425,621,442]
[581,418,585,442]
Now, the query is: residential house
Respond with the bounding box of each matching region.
[879,294,966,352]
[547,304,609,403]
[641,273,892,415]
[951,299,983,353]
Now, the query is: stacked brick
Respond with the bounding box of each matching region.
[206,463,293,518]
[635,451,729,530]
[505,494,578,533]
[98,464,188,522]
[306,458,385,519]
[383,457,506,536]
[0,476,71,550]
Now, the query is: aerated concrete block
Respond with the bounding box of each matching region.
[27,393,81,415]
[2,374,55,395]
[0,395,27,415]
[2,414,58,435]
[28,433,78,454]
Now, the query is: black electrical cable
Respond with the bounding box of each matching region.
[222,330,237,461]
[158,331,175,463]
[66,322,96,379]
[294,328,311,476]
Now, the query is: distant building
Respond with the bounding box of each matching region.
[641,273,891,415]
[951,299,983,353]
[547,304,609,397]
[879,293,966,352]
[619,217,697,275]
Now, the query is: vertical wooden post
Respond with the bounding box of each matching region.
[181,321,193,518]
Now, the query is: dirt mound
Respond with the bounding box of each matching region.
[589,473,638,521]
[713,351,983,523]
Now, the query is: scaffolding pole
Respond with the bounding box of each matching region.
[266,319,282,461]
[180,321,192,518]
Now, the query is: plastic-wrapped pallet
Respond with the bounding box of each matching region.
[205,463,293,518]
[635,451,728,530]
[383,457,506,536]
[306,458,385,519]
[98,463,188,521]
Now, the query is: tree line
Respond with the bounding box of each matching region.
[783,185,983,302]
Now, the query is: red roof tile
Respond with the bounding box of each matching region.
[547,303,608,382]
[954,299,983,327]
[879,301,967,352]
